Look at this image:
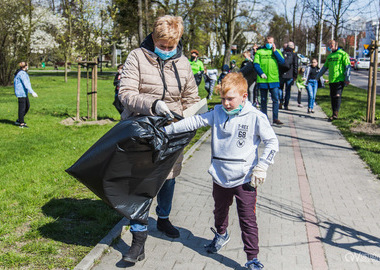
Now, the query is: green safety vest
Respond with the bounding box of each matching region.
[254,48,284,84]
[323,49,350,83]
[189,59,204,75]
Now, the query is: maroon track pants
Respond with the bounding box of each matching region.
[212,182,259,260]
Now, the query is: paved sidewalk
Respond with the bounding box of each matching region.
[91,96,380,270]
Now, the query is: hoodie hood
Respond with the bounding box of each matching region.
[14,69,23,77]
[140,33,183,60]
[238,100,256,116]
[222,64,230,72]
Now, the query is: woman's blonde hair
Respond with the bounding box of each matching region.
[215,72,248,96]
[152,15,184,44]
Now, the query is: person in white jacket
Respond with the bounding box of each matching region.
[165,72,279,270]
[204,67,218,99]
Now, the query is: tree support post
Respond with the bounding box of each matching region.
[76,64,81,121]
[366,40,378,123]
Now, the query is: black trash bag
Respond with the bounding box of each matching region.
[66,115,196,224]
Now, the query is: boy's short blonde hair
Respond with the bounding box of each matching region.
[216,72,248,96]
[152,15,184,44]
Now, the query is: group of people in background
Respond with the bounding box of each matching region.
[111,34,349,126]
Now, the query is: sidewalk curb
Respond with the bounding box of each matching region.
[74,129,212,270]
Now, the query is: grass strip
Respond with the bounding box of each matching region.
[0,71,219,268]
[316,83,380,179]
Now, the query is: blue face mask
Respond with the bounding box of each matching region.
[265,43,273,50]
[327,47,332,52]
[154,47,177,60]
[222,104,243,115]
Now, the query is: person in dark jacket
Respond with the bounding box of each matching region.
[279,41,298,110]
[113,64,124,114]
[218,64,230,84]
[240,49,258,106]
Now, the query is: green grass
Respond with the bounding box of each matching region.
[0,72,216,268]
[316,83,380,179]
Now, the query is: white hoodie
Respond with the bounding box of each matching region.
[165,101,279,188]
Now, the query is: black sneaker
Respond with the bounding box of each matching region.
[157,218,180,238]
[204,227,230,253]
[15,120,21,126]
[19,123,29,128]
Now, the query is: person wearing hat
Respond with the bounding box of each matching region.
[230,59,239,72]
[189,49,204,86]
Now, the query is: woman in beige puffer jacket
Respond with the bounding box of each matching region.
[119,15,200,264]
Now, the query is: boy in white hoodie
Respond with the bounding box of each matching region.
[165,72,279,270]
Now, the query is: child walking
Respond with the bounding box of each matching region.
[295,67,306,108]
[303,59,321,113]
[165,72,279,269]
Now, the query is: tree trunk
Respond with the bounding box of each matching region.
[223,0,237,66]
[292,4,297,42]
[27,0,32,63]
[144,0,149,36]
[137,0,143,44]
[111,43,116,67]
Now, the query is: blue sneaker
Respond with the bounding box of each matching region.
[204,227,230,253]
[245,258,264,270]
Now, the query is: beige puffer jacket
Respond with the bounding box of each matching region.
[119,36,200,179]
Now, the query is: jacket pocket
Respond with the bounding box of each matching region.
[208,157,248,183]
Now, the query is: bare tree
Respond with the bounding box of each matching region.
[323,0,359,40]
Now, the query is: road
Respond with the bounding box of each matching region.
[350,69,380,94]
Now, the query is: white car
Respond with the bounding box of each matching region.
[354,58,370,70]
[297,54,310,65]
[199,56,211,64]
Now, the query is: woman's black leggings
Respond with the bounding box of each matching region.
[18,97,30,123]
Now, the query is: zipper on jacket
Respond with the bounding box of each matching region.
[223,116,229,129]
[158,59,168,100]
[213,157,246,162]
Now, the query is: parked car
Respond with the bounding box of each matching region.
[350,57,357,68]
[297,54,310,65]
[199,56,211,64]
[354,58,370,70]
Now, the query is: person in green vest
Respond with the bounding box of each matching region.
[316,39,350,121]
[254,36,285,125]
[189,49,204,86]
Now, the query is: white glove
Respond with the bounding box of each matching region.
[32,92,38,98]
[155,100,174,118]
[260,73,267,79]
[249,166,267,188]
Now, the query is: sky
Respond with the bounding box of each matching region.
[280,0,379,29]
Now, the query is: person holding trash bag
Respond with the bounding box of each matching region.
[118,15,200,263]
